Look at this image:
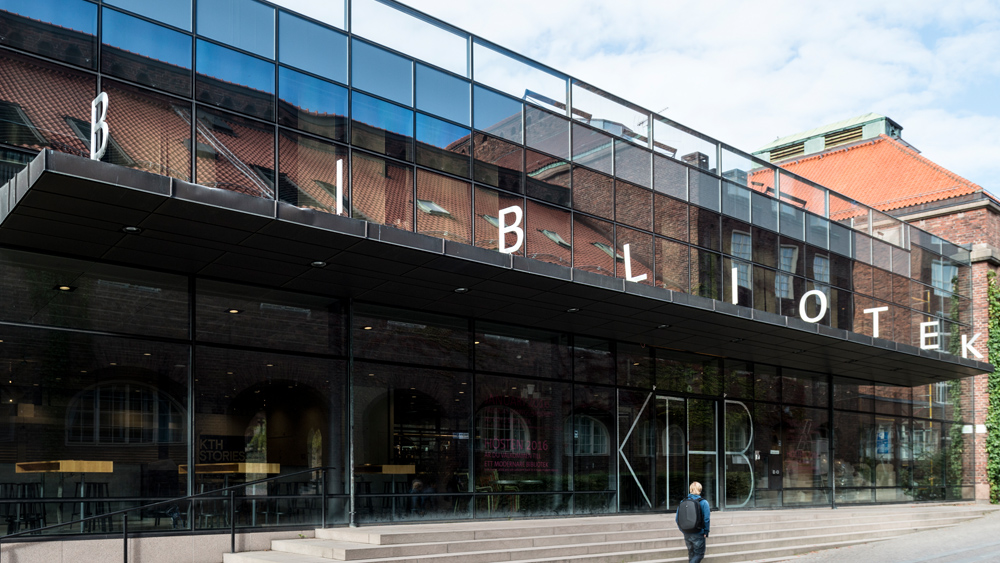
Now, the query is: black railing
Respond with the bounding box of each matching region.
[0,467,332,563]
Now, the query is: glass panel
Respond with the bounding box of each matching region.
[525,150,570,207]
[571,82,649,144]
[195,347,346,504]
[473,133,523,194]
[910,418,945,500]
[573,337,613,385]
[615,139,651,188]
[874,385,911,417]
[106,0,191,31]
[833,411,875,495]
[751,192,778,232]
[351,0,466,77]
[724,360,753,399]
[475,323,570,379]
[753,402,782,507]
[829,222,851,257]
[351,92,413,161]
[0,0,97,68]
[416,113,471,177]
[415,169,472,244]
[720,146,754,187]
[806,214,828,249]
[725,401,754,508]
[665,398,688,509]
[654,194,688,242]
[197,0,274,59]
[872,238,892,271]
[472,85,521,143]
[573,216,615,276]
[655,237,689,292]
[616,181,652,231]
[0,249,188,338]
[278,66,348,141]
[723,256,752,307]
[571,123,612,175]
[752,227,778,268]
[354,304,469,368]
[616,227,653,286]
[653,154,687,200]
[652,118,716,172]
[195,39,275,120]
[573,167,613,219]
[829,192,867,231]
[778,172,825,216]
[277,0,345,30]
[871,209,906,248]
[1,326,188,513]
[277,129,349,215]
[103,80,191,180]
[572,386,616,498]
[195,107,275,198]
[102,8,191,96]
[692,248,722,300]
[351,152,413,231]
[753,266,778,314]
[473,39,566,113]
[689,208,720,251]
[416,64,470,126]
[833,377,874,412]
[657,353,720,396]
[617,389,656,513]
[197,279,343,353]
[782,369,827,407]
[278,12,347,83]
[617,342,653,388]
[352,39,412,106]
[754,364,780,402]
[525,106,569,160]
[0,51,95,156]
[892,247,910,277]
[782,406,829,493]
[722,181,750,222]
[525,199,571,267]
[779,202,804,240]
[854,231,873,265]
[474,186,523,254]
[689,168,720,212]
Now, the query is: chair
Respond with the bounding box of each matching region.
[16,482,46,533]
[196,483,227,529]
[1,483,18,535]
[81,482,110,533]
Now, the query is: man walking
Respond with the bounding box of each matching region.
[675,481,710,563]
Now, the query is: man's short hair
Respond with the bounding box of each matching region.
[689,481,703,494]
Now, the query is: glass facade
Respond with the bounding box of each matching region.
[0,0,983,536]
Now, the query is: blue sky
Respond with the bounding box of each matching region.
[284,0,1000,196]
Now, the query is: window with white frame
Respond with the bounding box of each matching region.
[931,259,957,297]
[478,405,530,453]
[566,415,610,455]
[731,231,752,288]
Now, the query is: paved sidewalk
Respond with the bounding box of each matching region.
[779,505,1000,562]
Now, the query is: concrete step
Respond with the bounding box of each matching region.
[222,504,1000,563]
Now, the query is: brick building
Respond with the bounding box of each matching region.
[755,113,998,499]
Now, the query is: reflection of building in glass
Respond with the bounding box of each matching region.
[0,0,989,543]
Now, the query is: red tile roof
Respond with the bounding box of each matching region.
[768,135,987,212]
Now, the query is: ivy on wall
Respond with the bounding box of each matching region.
[986,271,1000,503]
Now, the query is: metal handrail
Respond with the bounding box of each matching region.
[0,466,332,563]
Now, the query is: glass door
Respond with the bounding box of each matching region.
[687,398,718,509]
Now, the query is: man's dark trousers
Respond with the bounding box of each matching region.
[683,532,706,563]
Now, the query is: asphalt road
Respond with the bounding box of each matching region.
[782,507,1000,563]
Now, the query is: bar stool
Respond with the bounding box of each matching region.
[82,482,110,532]
[16,482,46,532]
[0,483,18,534]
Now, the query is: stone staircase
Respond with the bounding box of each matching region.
[223,504,999,563]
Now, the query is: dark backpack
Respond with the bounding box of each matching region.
[676,497,702,533]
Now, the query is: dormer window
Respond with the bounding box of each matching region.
[417,199,451,217]
[593,242,624,261]
[540,229,571,249]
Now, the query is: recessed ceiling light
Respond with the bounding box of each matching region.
[54,285,76,292]
[121,226,142,234]
[143,353,151,356]
[110,363,117,366]
[228,309,241,314]
[657,324,671,329]
[266,364,273,367]
[566,308,579,313]
[310,261,327,268]
[364,326,372,330]
[454,287,469,293]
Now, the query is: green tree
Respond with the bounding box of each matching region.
[986,271,1000,503]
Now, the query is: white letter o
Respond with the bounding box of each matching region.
[799,289,828,323]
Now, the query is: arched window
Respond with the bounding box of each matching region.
[66,382,185,444]
[477,405,530,453]
[565,415,610,455]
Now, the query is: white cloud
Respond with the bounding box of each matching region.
[274,0,1000,194]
